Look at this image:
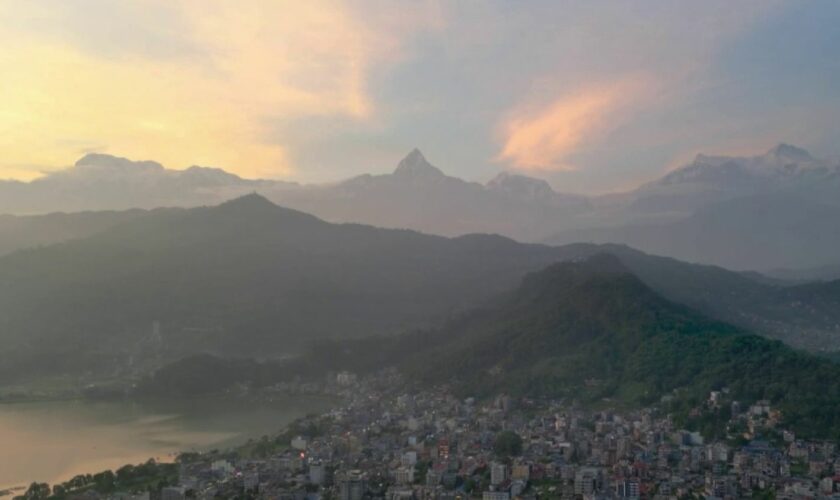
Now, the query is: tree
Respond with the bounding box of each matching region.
[21,482,50,500]
[92,470,115,492]
[177,452,201,463]
[493,430,523,458]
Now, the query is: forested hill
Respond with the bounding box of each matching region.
[298,255,840,439]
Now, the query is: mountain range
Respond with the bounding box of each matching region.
[3,145,839,272]
[1,194,839,385]
[546,144,840,271]
[0,194,571,382]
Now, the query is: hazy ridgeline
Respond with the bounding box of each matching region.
[2,145,840,272]
[0,148,839,445]
[1,189,840,386]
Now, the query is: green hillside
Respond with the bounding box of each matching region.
[299,255,840,438]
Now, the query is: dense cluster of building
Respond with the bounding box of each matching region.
[120,371,840,499]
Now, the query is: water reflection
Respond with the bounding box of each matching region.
[0,395,336,493]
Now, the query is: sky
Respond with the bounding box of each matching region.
[1,0,838,193]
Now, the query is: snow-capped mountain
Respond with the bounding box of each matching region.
[2,144,840,271]
[623,144,840,215]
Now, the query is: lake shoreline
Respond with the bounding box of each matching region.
[0,393,341,495]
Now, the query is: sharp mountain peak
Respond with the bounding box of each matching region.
[214,193,327,226]
[392,148,445,178]
[217,192,277,210]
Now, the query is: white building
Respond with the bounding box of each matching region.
[394,466,415,485]
[337,371,358,386]
[490,462,508,486]
[402,451,418,466]
[292,435,308,451]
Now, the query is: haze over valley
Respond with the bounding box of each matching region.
[3,1,840,498]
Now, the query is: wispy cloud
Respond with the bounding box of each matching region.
[490,0,786,185]
[2,0,831,194]
[499,76,653,171]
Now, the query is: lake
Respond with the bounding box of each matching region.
[0,395,337,495]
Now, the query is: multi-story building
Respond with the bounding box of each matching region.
[490,462,508,486]
[338,470,368,500]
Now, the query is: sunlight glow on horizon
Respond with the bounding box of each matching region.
[0,0,834,192]
[0,1,438,180]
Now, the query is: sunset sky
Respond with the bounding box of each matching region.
[1,0,838,193]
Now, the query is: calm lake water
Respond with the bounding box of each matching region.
[0,395,337,494]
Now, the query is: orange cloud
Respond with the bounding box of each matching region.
[499,76,652,171]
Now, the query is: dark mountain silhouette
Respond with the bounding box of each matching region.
[0,194,574,381]
[1,196,838,384]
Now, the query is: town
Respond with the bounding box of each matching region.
[36,368,837,500]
